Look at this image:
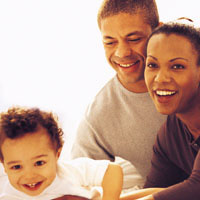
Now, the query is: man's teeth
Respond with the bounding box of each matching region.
[156,90,176,96]
[119,62,137,68]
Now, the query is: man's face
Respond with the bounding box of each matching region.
[100,12,152,92]
[145,33,200,115]
[2,127,60,196]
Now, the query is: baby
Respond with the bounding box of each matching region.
[0,107,123,200]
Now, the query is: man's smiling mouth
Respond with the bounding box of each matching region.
[116,60,140,68]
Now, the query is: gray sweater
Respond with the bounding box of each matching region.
[71,75,166,184]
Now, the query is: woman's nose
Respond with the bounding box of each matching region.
[154,69,171,83]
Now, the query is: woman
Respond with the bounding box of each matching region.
[140,20,200,200]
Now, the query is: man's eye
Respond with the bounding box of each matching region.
[104,41,115,46]
[35,160,46,166]
[128,38,142,42]
[172,64,185,69]
[11,165,22,170]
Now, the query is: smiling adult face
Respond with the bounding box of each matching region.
[101,12,152,93]
[145,33,200,115]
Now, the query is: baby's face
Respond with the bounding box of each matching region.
[2,127,60,196]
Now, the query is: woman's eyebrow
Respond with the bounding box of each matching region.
[147,55,158,60]
[169,57,188,62]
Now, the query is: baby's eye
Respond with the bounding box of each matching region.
[172,64,185,69]
[35,160,46,166]
[11,165,22,170]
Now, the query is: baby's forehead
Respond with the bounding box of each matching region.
[1,129,56,161]
[3,127,52,148]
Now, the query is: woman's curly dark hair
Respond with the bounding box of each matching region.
[0,106,64,161]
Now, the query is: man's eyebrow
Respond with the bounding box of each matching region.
[103,35,115,40]
[169,57,188,62]
[126,31,144,37]
[103,31,144,40]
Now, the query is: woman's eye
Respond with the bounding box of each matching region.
[146,63,157,68]
[172,64,185,69]
[35,160,46,166]
[11,165,22,170]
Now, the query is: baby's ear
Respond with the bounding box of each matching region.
[56,147,62,159]
[0,158,3,164]
[1,161,7,174]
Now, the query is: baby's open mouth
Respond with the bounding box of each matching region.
[23,181,43,190]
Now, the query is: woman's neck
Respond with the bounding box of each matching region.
[176,94,200,139]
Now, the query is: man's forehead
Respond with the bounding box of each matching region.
[101,12,149,27]
[101,10,147,22]
[101,12,152,38]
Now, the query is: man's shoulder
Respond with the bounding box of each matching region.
[85,76,119,114]
[93,76,118,101]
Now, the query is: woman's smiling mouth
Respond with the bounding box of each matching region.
[155,90,176,96]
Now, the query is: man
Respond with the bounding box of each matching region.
[71,0,166,191]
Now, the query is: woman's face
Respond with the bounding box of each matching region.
[145,33,200,115]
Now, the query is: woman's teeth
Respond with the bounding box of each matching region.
[156,90,176,96]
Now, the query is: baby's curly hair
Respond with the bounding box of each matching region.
[0,106,64,161]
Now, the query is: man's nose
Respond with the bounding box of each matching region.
[115,42,132,58]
